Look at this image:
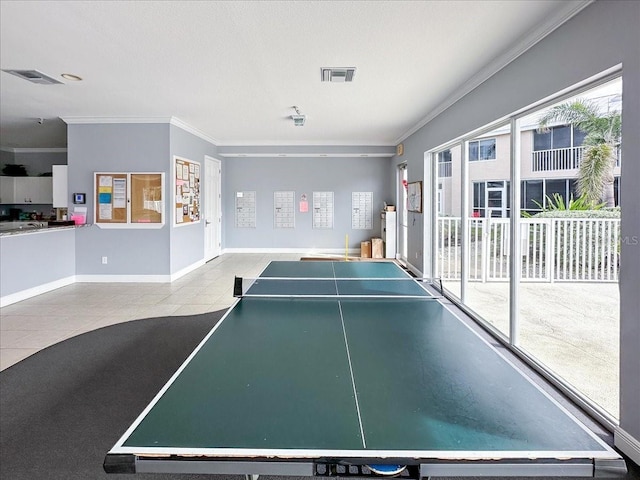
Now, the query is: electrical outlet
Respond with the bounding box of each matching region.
[102,256,108,264]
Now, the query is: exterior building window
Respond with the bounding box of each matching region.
[521,179,544,212]
[437,183,444,215]
[438,149,452,177]
[469,139,496,161]
[532,124,587,171]
[473,182,485,217]
[519,178,606,214]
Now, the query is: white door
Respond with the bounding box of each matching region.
[204,156,221,260]
[486,181,507,218]
[399,165,408,261]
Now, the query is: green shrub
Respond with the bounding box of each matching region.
[533,209,620,219]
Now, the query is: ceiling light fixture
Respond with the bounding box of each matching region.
[290,106,306,126]
[61,73,83,81]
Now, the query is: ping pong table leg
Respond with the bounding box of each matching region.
[245,474,259,480]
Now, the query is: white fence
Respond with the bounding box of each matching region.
[437,217,620,282]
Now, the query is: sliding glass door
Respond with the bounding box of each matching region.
[430,74,622,422]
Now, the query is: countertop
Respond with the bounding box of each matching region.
[0,221,89,237]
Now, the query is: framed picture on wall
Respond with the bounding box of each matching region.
[407,181,422,213]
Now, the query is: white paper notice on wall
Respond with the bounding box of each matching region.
[113,178,127,208]
[235,191,256,228]
[99,204,112,220]
[352,192,373,229]
[313,191,334,229]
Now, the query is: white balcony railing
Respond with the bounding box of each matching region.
[436,216,620,282]
[438,161,452,178]
[532,146,584,172]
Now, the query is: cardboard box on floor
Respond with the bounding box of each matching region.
[360,241,371,258]
[371,237,383,258]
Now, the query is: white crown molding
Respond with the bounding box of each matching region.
[60,116,173,124]
[0,146,67,153]
[215,140,396,147]
[218,152,394,158]
[169,117,219,146]
[60,116,219,146]
[394,0,594,145]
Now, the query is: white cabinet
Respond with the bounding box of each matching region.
[381,211,396,259]
[52,165,68,207]
[0,177,15,204]
[2,177,53,204]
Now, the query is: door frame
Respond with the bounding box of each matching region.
[204,156,222,261]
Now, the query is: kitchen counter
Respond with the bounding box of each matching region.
[1,225,77,305]
[0,221,89,236]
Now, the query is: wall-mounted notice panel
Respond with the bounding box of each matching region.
[352,191,373,229]
[95,172,164,229]
[174,156,201,225]
[313,191,334,229]
[235,191,256,228]
[274,191,295,228]
[132,174,163,224]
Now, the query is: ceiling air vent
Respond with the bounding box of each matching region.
[321,67,356,82]
[2,69,62,85]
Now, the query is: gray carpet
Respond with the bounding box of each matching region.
[1,310,638,480]
[0,311,241,479]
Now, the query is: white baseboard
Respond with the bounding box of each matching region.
[615,427,640,466]
[222,247,360,255]
[1,260,209,306]
[75,274,171,283]
[404,261,424,278]
[1,276,76,307]
[170,259,206,281]
[74,260,207,284]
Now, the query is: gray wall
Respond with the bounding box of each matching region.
[0,149,67,176]
[68,123,172,276]
[0,228,75,298]
[67,122,218,277]
[219,149,394,250]
[396,0,639,452]
[0,149,13,167]
[169,124,218,273]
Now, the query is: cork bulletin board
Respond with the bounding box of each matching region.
[131,174,163,224]
[95,173,128,224]
[174,156,201,225]
[95,172,164,228]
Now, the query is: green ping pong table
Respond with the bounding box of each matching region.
[104,260,626,478]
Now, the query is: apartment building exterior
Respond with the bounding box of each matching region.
[437,94,622,218]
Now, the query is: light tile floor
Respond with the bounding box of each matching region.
[0,253,301,371]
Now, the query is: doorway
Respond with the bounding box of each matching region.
[204,156,221,261]
[486,181,507,218]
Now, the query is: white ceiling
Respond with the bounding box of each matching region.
[0,0,590,149]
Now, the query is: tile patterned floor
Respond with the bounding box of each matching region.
[0,253,301,371]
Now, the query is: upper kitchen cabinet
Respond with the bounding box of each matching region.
[52,165,68,207]
[0,176,15,204]
[0,177,53,204]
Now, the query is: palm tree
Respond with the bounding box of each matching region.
[537,98,621,207]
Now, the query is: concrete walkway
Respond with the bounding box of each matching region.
[444,281,620,419]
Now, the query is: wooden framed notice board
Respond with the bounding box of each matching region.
[174,156,201,225]
[94,172,165,228]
